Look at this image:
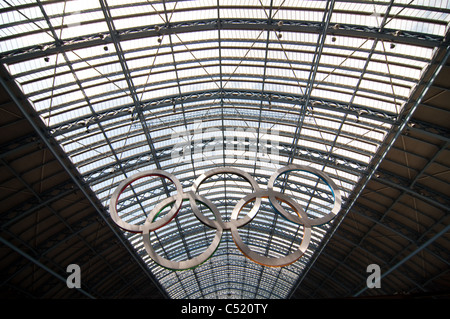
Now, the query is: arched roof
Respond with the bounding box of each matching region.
[0,0,449,299]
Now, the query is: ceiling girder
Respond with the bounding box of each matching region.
[1,16,446,65]
[49,89,398,137]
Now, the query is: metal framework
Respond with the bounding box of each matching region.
[1,0,449,299]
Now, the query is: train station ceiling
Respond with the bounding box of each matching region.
[1,0,449,299]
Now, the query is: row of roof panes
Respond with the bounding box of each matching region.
[56,108,380,150]
[63,119,376,175]
[42,0,447,36]
[7,40,427,89]
[173,259,282,284]
[72,146,360,190]
[10,51,423,116]
[159,255,300,298]
[7,34,423,86]
[191,271,293,296]
[1,0,448,54]
[20,75,405,125]
[69,138,357,200]
[1,8,437,59]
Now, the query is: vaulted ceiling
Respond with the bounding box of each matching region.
[1,0,449,299]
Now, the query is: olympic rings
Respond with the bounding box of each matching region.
[191,167,262,230]
[230,189,312,267]
[142,192,223,270]
[109,170,183,233]
[109,165,342,270]
[268,164,342,227]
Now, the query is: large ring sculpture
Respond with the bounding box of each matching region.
[109,164,341,270]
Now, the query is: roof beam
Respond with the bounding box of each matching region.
[295,1,395,266]
[374,172,450,212]
[159,0,200,179]
[48,89,397,137]
[287,0,335,165]
[353,222,450,297]
[99,0,165,176]
[0,236,95,299]
[1,17,446,64]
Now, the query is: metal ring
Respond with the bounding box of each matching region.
[109,165,342,269]
[109,170,183,233]
[142,192,223,270]
[191,167,261,230]
[229,190,311,267]
[267,164,342,226]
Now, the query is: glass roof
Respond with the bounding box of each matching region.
[1,0,448,299]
